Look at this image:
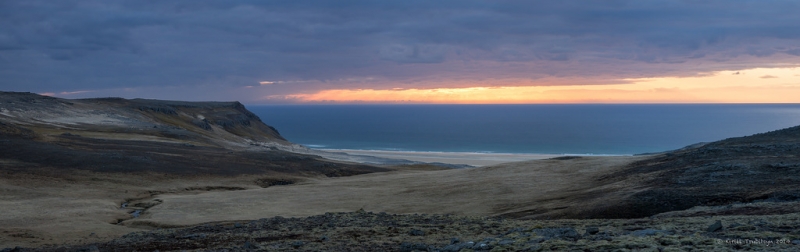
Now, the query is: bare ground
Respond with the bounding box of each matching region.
[0,156,642,248]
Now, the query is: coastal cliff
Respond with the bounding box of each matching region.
[0,92,285,147]
[0,91,384,175]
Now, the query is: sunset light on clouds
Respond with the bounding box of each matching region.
[276,67,800,103]
[3,1,800,104]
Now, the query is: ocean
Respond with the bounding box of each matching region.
[248,104,800,155]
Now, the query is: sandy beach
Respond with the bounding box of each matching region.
[317,148,614,166]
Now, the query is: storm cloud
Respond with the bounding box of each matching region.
[2,0,799,102]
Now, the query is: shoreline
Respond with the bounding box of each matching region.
[315,148,629,167]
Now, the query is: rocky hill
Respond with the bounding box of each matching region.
[500,124,800,220]
[595,125,800,218]
[0,91,385,176]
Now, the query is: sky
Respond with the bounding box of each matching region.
[2,0,800,104]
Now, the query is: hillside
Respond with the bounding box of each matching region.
[579,125,800,219]
[0,91,286,148]
[0,91,385,176]
[3,92,799,250]
[0,92,388,248]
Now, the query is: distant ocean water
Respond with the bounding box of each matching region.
[249,104,800,155]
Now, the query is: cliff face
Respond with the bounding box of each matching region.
[0,91,384,175]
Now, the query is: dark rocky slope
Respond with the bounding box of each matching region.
[24,211,800,251]
[556,125,800,219]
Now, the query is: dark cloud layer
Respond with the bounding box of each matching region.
[1,0,799,101]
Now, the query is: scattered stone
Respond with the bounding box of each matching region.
[585,226,600,235]
[74,245,100,252]
[631,229,670,237]
[400,242,430,252]
[531,227,581,241]
[24,211,800,251]
[178,233,207,240]
[707,220,723,232]
[481,237,496,244]
[730,225,756,231]
[523,244,542,251]
[243,241,259,250]
[234,223,243,228]
[441,243,470,252]
[527,237,547,244]
[503,227,524,236]
[472,242,491,250]
[498,239,515,246]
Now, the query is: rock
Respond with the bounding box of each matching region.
[440,244,459,252]
[234,223,243,228]
[527,237,547,244]
[503,227,524,236]
[631,229,670,237]
[179,233,207,240]
[450,237,460,244]
[400,242,430,252]
[532,227,581,241]
[243,241,259,250]
[409,228,425,236]
[498,239,515,246]
[472,242,491,250]
[291,241,304,248]
[75,245,99,252]
[707,220,723,232]
[792,240,800,245]
[524,244,542,252]
[441,243,470,252]
[585,226,600,235]
[319,235,328,242]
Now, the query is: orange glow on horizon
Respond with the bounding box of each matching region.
[272,67,800,103]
